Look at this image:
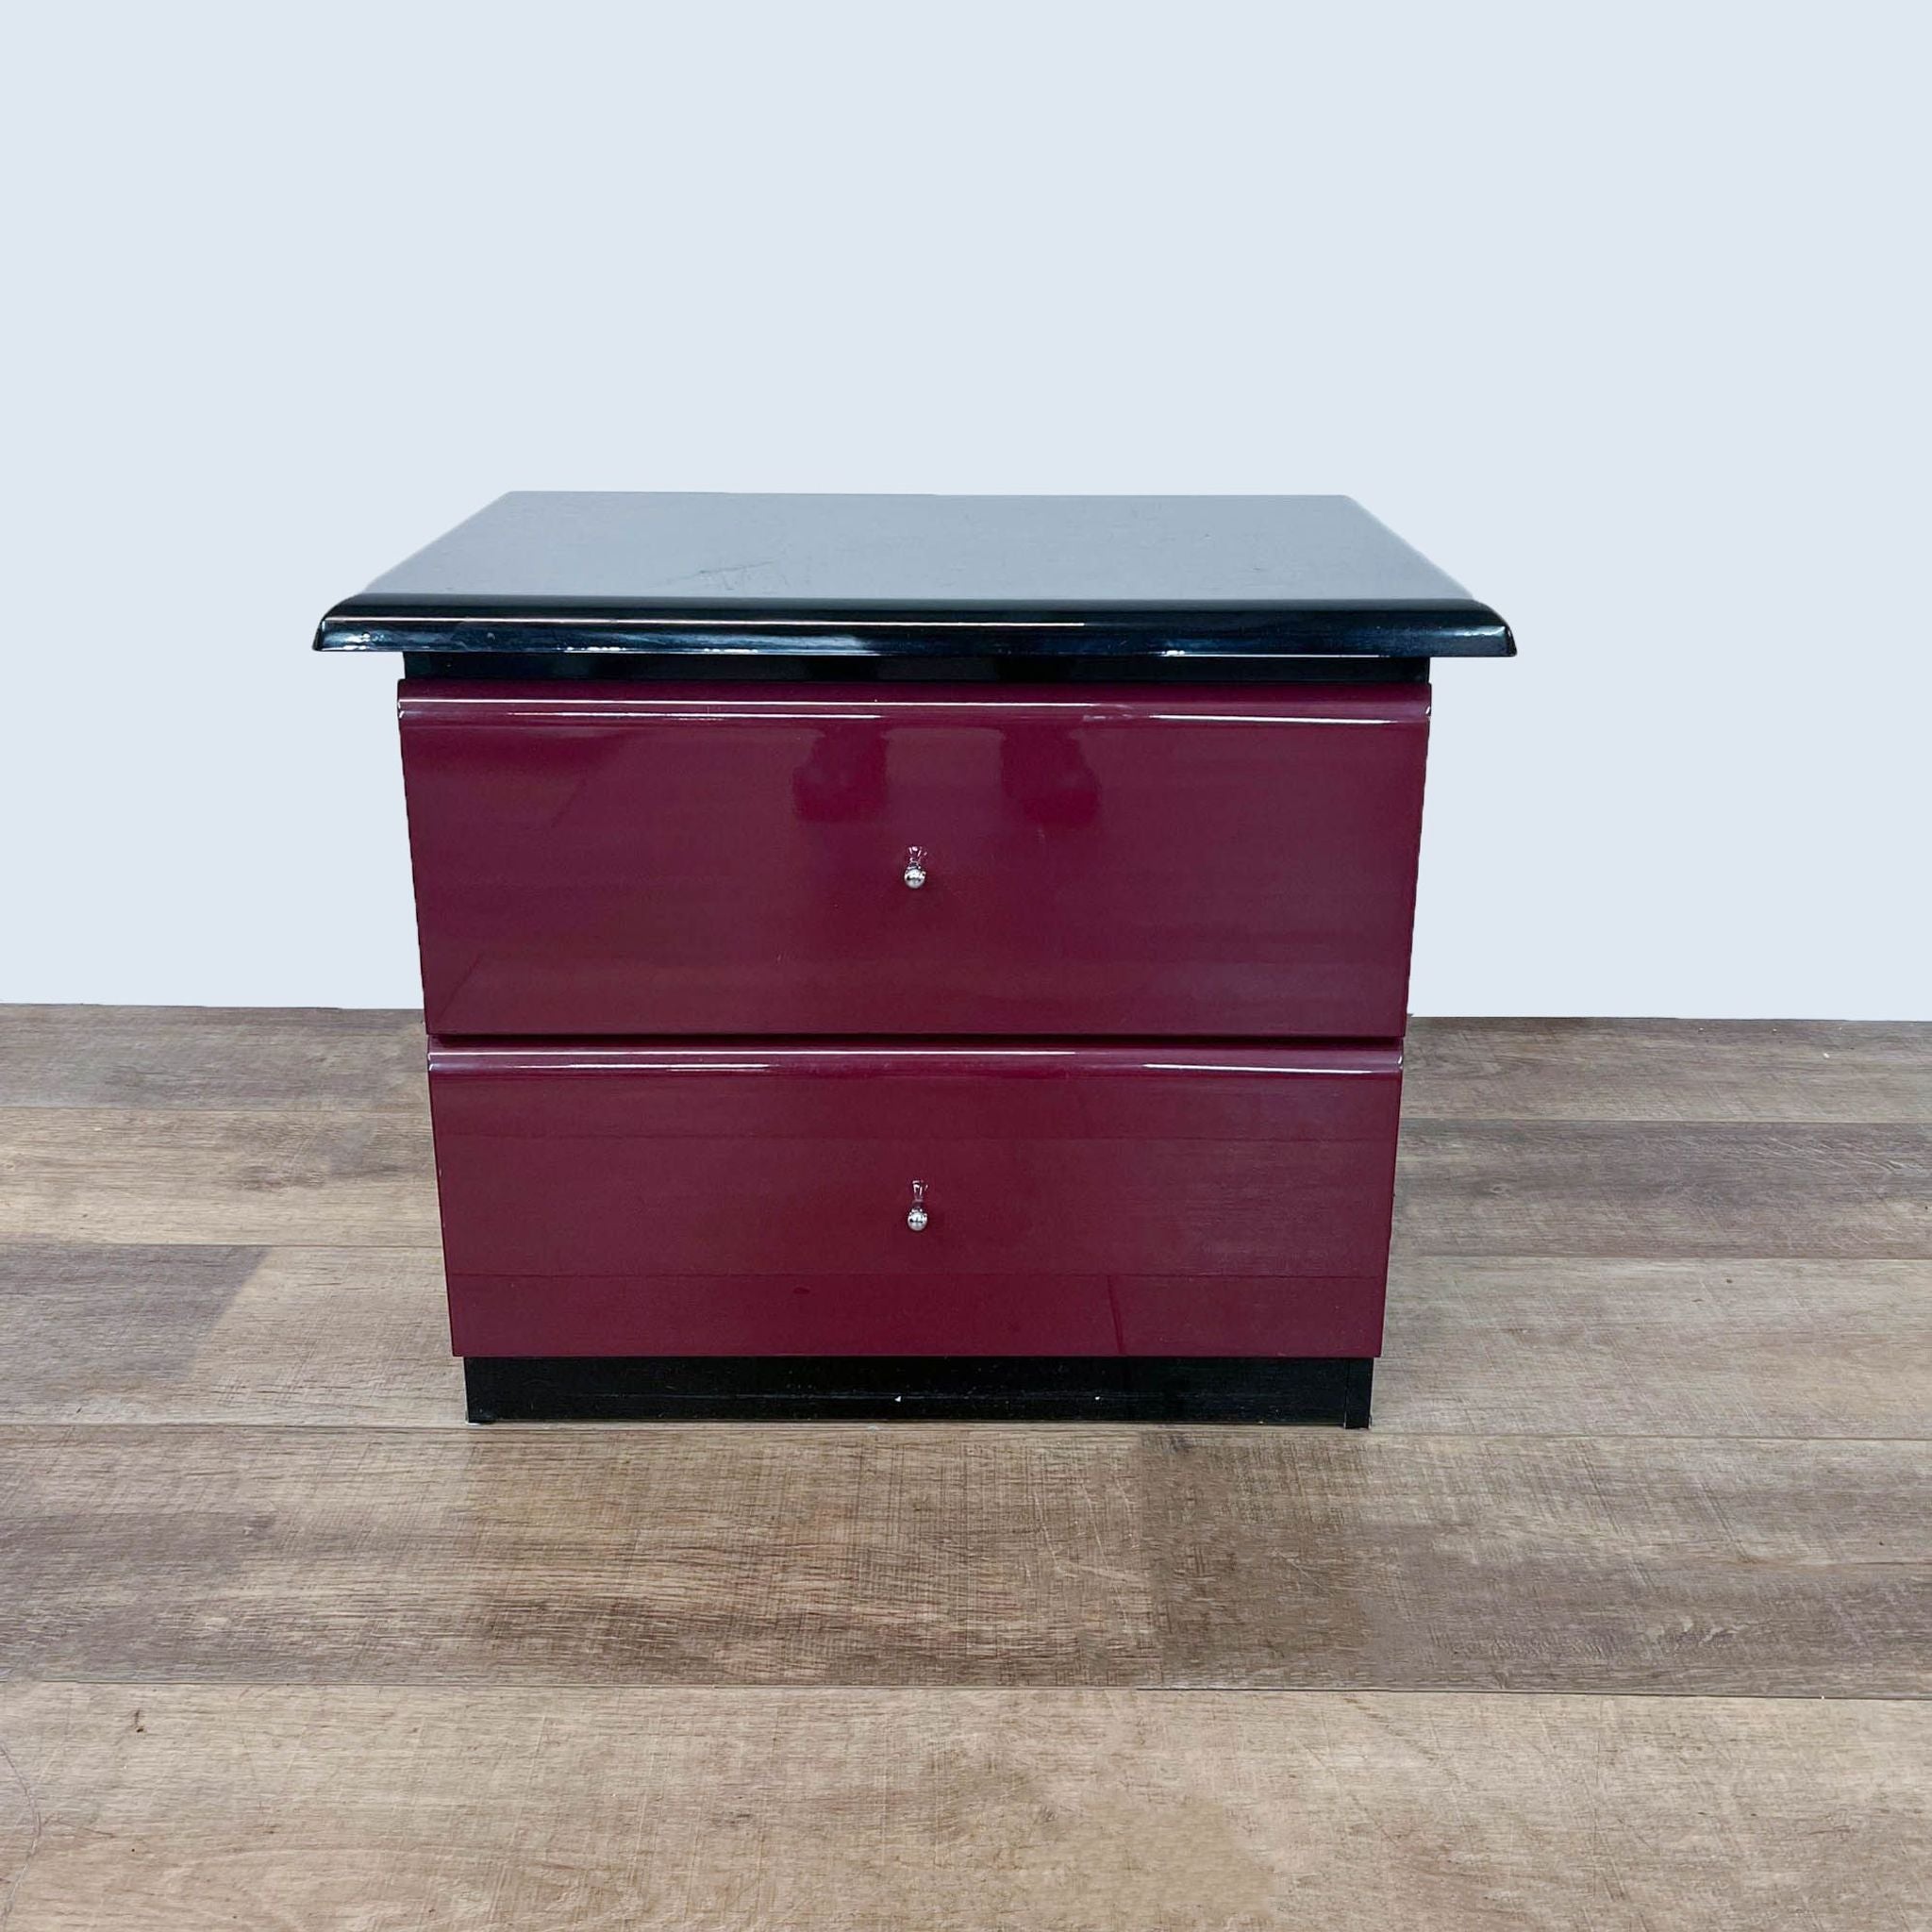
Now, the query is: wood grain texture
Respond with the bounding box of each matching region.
[1376,1256,1932,1438]
[1142,1431,1932,1693]
[1,1004,1928,1926]
[0,1108,440,1246]
[3,1425,1924,1694]
[1405,1016,1932,1122]
[6,1243,1927,1439]
[0,1244,458,1425]
[0,1424,1158,1688]
[1,1683,1926,1932]
[0,1005,427,1112]
[1396,1120,1932,1257]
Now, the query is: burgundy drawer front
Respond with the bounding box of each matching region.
[400,682,1428,1040]
[427,1042,1402,1358]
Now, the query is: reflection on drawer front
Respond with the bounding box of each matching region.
[401,683,1428,1039]
[428,1041,1403,1358]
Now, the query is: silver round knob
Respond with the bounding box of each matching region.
[907,1180,929,1232]
[903,846,928,890]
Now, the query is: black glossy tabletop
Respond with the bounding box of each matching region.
[315,492,1511,663]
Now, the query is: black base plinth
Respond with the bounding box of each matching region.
[463,1356,1373,1426]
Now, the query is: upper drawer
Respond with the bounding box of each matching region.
[400,681,1429,1038]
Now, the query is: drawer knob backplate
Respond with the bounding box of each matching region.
[907,1180,929,1232]
[903,847,928,890]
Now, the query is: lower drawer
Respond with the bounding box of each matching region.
[427,1041,1403,1358]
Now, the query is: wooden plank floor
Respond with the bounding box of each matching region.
[0,1009,1927,1929]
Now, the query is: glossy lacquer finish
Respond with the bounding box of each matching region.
[428,1041,1403,1359]
[316,491,1514,660]
[400,682,1430,1040]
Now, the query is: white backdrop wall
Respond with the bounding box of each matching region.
[6,2,1926,1018]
